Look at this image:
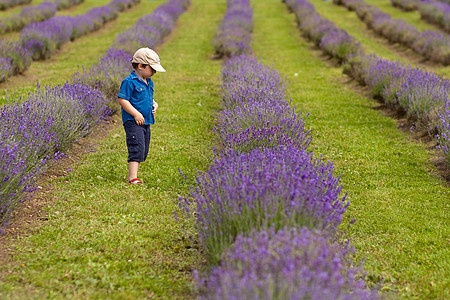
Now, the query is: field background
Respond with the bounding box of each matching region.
[0,0,448,299]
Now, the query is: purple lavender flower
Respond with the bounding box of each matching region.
[0,2,57,35]
[334,0,450,65]
[179,146,348,263]
[418,1,450,33]
[0,56,13,82]
[0,83,111,227]
[285,0,361,63]
[213,0,253,58]
[72,47,132,100]
[0,40,32,80]
[195,227,378,300]
[216,55,311,152]
[19,0,139,60]
[77,0,190,98]
[436,101,450,161]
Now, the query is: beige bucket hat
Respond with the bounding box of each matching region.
[131,47,166,72]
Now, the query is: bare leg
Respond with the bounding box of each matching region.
[128,161,140,180]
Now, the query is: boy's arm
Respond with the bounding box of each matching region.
[152,100,158,114]
[118,98,145,125]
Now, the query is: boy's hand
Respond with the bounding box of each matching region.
[152,101,158,114]
[134,113,145,125]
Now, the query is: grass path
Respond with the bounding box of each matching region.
[308,0,450,78]
[252,1,449,298]
[0,0,224,298]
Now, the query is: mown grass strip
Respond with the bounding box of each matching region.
[0,0,224,298]
[308,0,450,78]
[252,0,449,298]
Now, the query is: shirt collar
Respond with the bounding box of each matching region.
[130,70,148,86]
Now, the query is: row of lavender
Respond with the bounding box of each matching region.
[0,0,30,10]
[0,0,84,35]
[333,0,450,65]
[391,0,450,33]
[0,0,139,83]
[0,0,190,230]
[72,0,191,100]
[285,0,450,163]
[178,0,377,298]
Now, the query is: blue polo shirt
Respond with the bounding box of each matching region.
[118,70,155,125]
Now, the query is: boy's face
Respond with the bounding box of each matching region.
[137,64,156,79]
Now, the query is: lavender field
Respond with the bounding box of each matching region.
[0,0,448,299]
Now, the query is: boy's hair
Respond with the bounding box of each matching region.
[131,62,156,71]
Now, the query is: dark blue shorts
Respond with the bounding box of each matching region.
[124,120,151,162]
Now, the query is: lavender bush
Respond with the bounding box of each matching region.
[195,227,377,300]
[0,57,13,82]
[213,0,253,58]
[346,54,449,126]
[19,0,139,60]
[285,0,362,63]
[179,146,348,263]
[0,83,111,227]
[56,0,85,10]
[333,0,450,65]
[220,54,286,108]
[113,0,190,53]
[0,0,30,10]
[0,1,84,35]
[73,48,132,100]
[0,2,57,35]
[436,102,450,162]
[390,0,420,11]
[216,54,311,153]
[0,40,32,82]
[76,0,190,99]
[418,1,450,33]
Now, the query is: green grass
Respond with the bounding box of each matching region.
[0,0,225,298]
[252,1,449,299]
[308,0,450,78]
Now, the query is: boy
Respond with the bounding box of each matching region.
[118,47,165,184]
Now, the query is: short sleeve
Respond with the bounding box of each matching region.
[118,79,133,101]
